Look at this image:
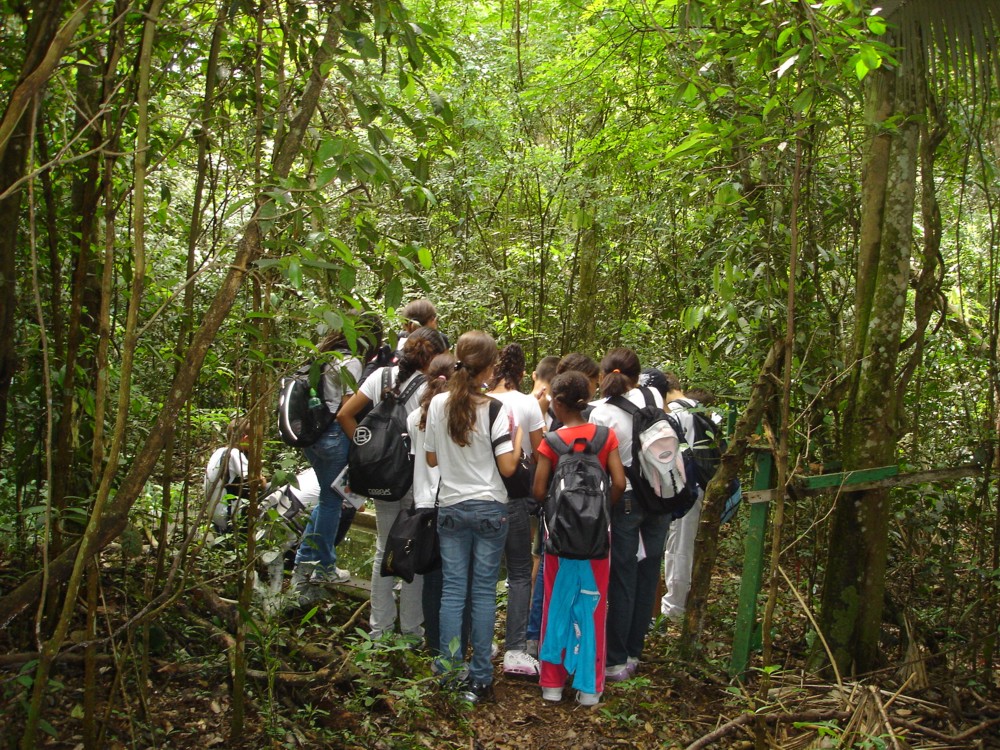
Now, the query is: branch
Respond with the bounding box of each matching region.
[0,0,96,163]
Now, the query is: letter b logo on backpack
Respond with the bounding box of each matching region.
[348,369,425,501]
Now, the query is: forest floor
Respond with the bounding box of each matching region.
[4,544,1000,748]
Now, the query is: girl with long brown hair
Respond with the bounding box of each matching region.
[424,331,521,704]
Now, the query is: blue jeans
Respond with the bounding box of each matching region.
[295,422,349,573]
[437,500,509,684]
[503,496,532,651]
[606,491,671,667]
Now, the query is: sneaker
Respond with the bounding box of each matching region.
[576,690,601,706]
[626,657,639,676]
[605,663,631,682]
[541,687,564,702]
[525,639,539,658]
[312,566,351,586]
[459,680,496,705]
[503,650,540,678]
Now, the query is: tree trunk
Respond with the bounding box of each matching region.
[0,8,345,633]
[815,65,919,676]
[0,0,78,446]
[680,338,785,655]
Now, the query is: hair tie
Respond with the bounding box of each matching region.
[612,368,621,374]
[437,374,447,381]
[453,360,465,372]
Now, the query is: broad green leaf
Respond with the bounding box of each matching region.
[385,276,404,309]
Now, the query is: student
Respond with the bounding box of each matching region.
[488,343,545,678]
[526,352,601,655]
[425,331,521,705]
[548,353,601,429]
[589,348,670,681]
[533,372,625,706]
[531,355,561,428]
[409,352,457,655]
[659,373,706,621]
[204,419,257,534]
[291,313,382,602]
[338,327,448,641]
[396,298,449,353]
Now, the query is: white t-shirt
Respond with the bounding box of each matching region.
[489,390,544,459]
[407,409,439,508]
[321,355,363,413]
[424,393,513,507]
[205,446,250,532]
[359,366,426,413]
[665,397,697,445]
[589,386,665,491]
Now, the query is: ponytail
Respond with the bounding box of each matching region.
[446,331,498,446]
[599,347,641,398]
[492,343,526,391]
[391,326,448,397]
[418,353,456,430]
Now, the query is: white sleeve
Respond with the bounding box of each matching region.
[359,366,386,403]
[491,403,514,456]
[424,396,440,454]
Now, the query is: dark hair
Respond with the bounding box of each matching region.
[392,326,448,396]
[639,368,670,398]
[599,348,640,399]
[684,386,716,406]
[399,298,438,328]
[664,371,683,394]
[319,310,383,359]
[534,355,560,383]
[550,372,590,413]
[446,331,498,446]
[418,352,456,430]
[493,343,526,391]
[556,353,599,381]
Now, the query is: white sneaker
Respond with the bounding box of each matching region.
[503,650,540,678]
[541,687,563,702]
[605,663,631,682]
[576,690,601,706]
[626,656,639,675]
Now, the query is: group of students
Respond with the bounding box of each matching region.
[206,298,718,707]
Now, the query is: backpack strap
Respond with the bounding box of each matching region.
[487,398,511,451]
[380,366,392,396]
[543,431,572,456]
[590,424,610,454]
[668,397,698,412]
[545,425,609,457]
[663,413,685,444]
[397,372,426,404]
[607,394,638,416]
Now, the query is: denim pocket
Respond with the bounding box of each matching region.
[481,514,507,533]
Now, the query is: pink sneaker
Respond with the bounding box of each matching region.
[503,650,540,678]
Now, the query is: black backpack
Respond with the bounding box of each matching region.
[277,360,334,448]
[543,426,612,559]
[487,398,534,500]
[608,388,696,519]
[669,399,742,517]
[669,399,726,490]
[348,369,425,500]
